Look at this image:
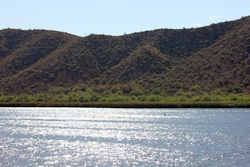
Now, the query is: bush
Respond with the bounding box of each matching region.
[90,92,100,102]
[130,89,143,96]
[111,84,122,94]
[105,94,129,102]
[152,88,161,95]
[231,85,243,94]
[190,85,201,92]
[49,87,69,95]
[202,96,212,101]
[79,92,92,102]
[2,96,14,102]
[35,93,50,102]
[13,94,32,102]
[229,95,238,101]
[192,96,201,101]
[138,96,147,101]
[147,95,163,101]
[211,89,224,95]
[122,84,132,94]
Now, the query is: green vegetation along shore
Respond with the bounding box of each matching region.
[1,87,250,108]
[1,102,250,108]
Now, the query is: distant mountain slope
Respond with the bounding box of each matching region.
[0,16,249,95]
[153,16,250,94]
[181,16,250,91]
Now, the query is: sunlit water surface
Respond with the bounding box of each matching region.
[0,108,249,166]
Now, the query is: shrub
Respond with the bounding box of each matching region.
[122,84,132,94]
[13,94,32,102]
[175,90,185,96]
[179,97,187,102]
[2,96,14,102]
[190,85,201,93]
[90,92,100,102]
[211,89,224,95]
[229,95,238,101]
[79,92,92,102]
[152,88,161,95]
[231,85,243,94]
[111,84,122,94]
[147,95,163,101]
[202,96,212,101]
[130,89,143,96]
[105,94,129,102]
[192,96,201,101]
[138,96,147,101]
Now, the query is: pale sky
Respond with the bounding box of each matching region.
[1,0,249,36]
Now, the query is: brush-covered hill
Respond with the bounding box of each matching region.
[0,16,249,96]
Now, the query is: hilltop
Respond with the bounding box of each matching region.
[0,16,250,102]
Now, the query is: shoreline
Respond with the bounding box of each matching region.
[1,102,250,108]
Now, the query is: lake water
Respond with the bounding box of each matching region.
[0,108,249,166]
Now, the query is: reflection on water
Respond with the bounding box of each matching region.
[0,108,250,166]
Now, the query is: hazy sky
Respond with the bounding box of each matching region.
[1,0,249,36]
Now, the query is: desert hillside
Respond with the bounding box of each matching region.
[0,16,249,97]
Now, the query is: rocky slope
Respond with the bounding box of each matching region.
[0,16,249,95]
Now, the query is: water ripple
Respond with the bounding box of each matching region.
[0,107,250,166]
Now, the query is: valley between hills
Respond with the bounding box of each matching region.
[0,16,250,106]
